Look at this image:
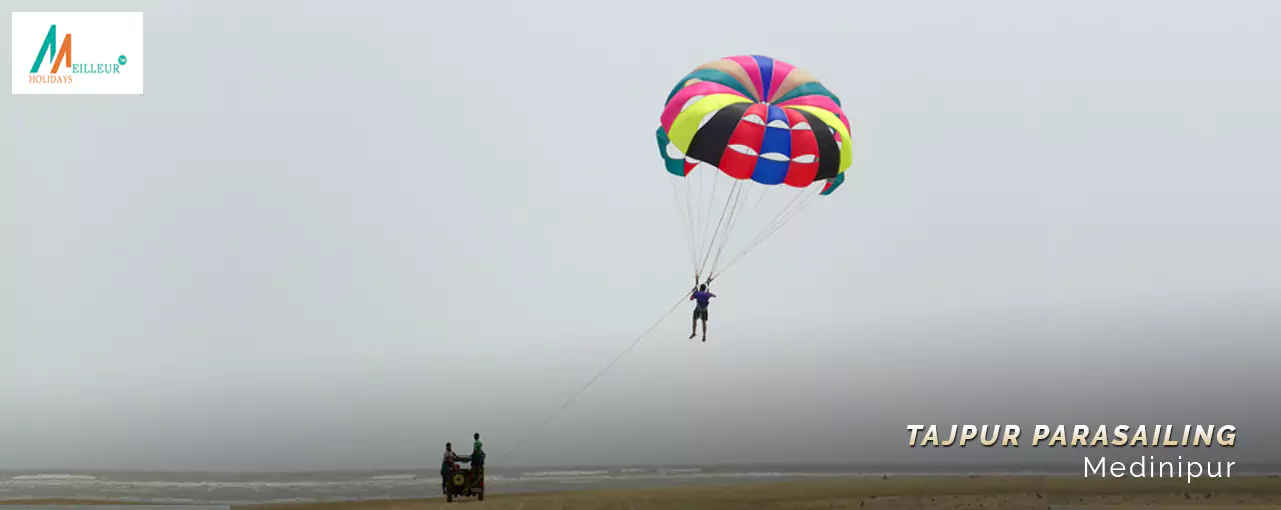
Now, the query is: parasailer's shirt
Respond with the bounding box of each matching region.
[691,291,716,309]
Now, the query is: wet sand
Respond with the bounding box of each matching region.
[7,476,1281,509]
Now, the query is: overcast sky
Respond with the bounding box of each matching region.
[3,0,1280,471]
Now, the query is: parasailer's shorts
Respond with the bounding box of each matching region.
[693,307,708,321]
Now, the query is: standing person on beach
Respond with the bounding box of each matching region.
[689,276,716,342]
[441,442,456,495]
[471,433,485,472]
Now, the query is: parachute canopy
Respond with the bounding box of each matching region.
[656,55,853,280]
[657,55,852,187]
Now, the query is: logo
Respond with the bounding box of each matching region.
[28,24,130,84]
[12,12,144,95]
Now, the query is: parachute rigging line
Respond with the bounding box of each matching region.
[708,182,756,277]
[697,168,722,274]
[497,289,694,463]
[669,178,697,268]
[718,191,816,277]
[714,188,820,279]
[696,180,743,278]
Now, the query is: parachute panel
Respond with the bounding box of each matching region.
[777,104,853,175]
[820,172,845,196]
[768,68,822,103]
[661,81,752,132]
[781,108,821,187]
[667,94,755,152]
[666,69,758,105]
[657,128,686,177]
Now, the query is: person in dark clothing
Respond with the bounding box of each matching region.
[689,277,716,342]
[440,442,455,495]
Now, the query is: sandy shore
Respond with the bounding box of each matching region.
[7,476,1281,509]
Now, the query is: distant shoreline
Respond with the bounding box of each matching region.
[5,466,1276,505]
[6,476,1281,509]
[7,464,1277,476]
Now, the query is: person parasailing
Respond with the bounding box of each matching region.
[689,274,716,341]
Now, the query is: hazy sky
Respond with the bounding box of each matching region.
[3,0,1280,471]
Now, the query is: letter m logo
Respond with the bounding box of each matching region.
[30,24,72,73]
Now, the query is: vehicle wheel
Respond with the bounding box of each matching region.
[446,493,453,503]
[478,492,484,501]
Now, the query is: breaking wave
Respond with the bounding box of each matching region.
[8,474,99,481]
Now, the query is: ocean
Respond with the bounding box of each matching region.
[0,464,1071,504]
[4,464,1275,504]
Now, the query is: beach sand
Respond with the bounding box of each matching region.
[8,476,1281,509]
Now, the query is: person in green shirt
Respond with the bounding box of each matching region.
[471,433,485,469]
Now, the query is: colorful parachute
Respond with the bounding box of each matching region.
[656,55,852,280]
